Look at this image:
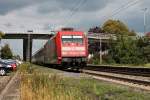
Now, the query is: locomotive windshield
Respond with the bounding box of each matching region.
[62,35,83,44]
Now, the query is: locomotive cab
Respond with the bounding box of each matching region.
[33,29,88,71]
[60,32,88,69]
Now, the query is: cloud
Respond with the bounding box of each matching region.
[4,23,13,28]
[140,0,150,8]
[1,0,149,33]
[0,0,43,15]
[0,0,150,57]
[37,0,111,14]
[0,0,111,15]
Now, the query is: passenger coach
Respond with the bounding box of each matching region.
[33,28,88,70]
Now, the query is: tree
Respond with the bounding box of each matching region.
[136,37,150,63]
[95,37,149,65]
[1,44,13,59]
[0,31,4,39]
[102,19,136,36]
[106,36,150,64]
[0,31,5,58]
[129,30,136,36]
[13,55,21,60]
[88,26,104,33]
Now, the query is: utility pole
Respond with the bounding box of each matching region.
[142,8,148,34]
[99,34,102,64]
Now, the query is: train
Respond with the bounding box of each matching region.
[32,28,88,70]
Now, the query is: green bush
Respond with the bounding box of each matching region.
[107,36,150,65]
[102,55,115,64]
[19,62,33,74]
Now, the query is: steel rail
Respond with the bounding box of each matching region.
[83,70,150,91]
[85,64,150,77]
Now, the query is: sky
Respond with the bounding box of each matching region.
[0,0,150,58]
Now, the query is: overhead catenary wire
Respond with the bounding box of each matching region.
[68,0,87,18]
[103,0,140,21]
[63,0,140,28]
[111,0,140,17]
[99,1,142,33]
[50,0,81,29]
[63,0,87,27]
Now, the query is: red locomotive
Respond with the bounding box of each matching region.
[33,28,88,70]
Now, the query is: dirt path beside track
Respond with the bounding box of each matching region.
[0,76,11,94]
[0,72,20,100]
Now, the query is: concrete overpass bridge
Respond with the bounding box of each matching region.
[2,33,53,62]
[88,33,116,54]
[88,33,116,41]
[2,32,114,62]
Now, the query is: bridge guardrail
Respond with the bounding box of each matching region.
[88,33,116,40]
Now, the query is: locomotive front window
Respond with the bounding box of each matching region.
[62,36,72,43]
[62,35,83,44]
[72,36,83,44]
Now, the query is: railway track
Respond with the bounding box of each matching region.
[85,64,150,77]
[49,64,150,91]
[83,65,150,91]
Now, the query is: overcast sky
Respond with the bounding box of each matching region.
[0,0,150,58]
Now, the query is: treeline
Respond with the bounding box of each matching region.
[89,19,136,36]
[105,36,150,64]
[0,43,21,60]
[89,19,150,65]
[1,44,13,59]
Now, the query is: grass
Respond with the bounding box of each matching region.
[20,63,94,100]
[62,78,150,100]
[31,64,63,74]
[19,63,150,100]
[144,63,150,67]
[21,74,96,100]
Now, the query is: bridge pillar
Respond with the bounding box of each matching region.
[23,39,27,61]
[23,38,32,62]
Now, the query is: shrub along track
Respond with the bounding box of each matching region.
[83,65,150,91]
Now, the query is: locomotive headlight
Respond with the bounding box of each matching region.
[62,52,67,55]
[62,47,85,51]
